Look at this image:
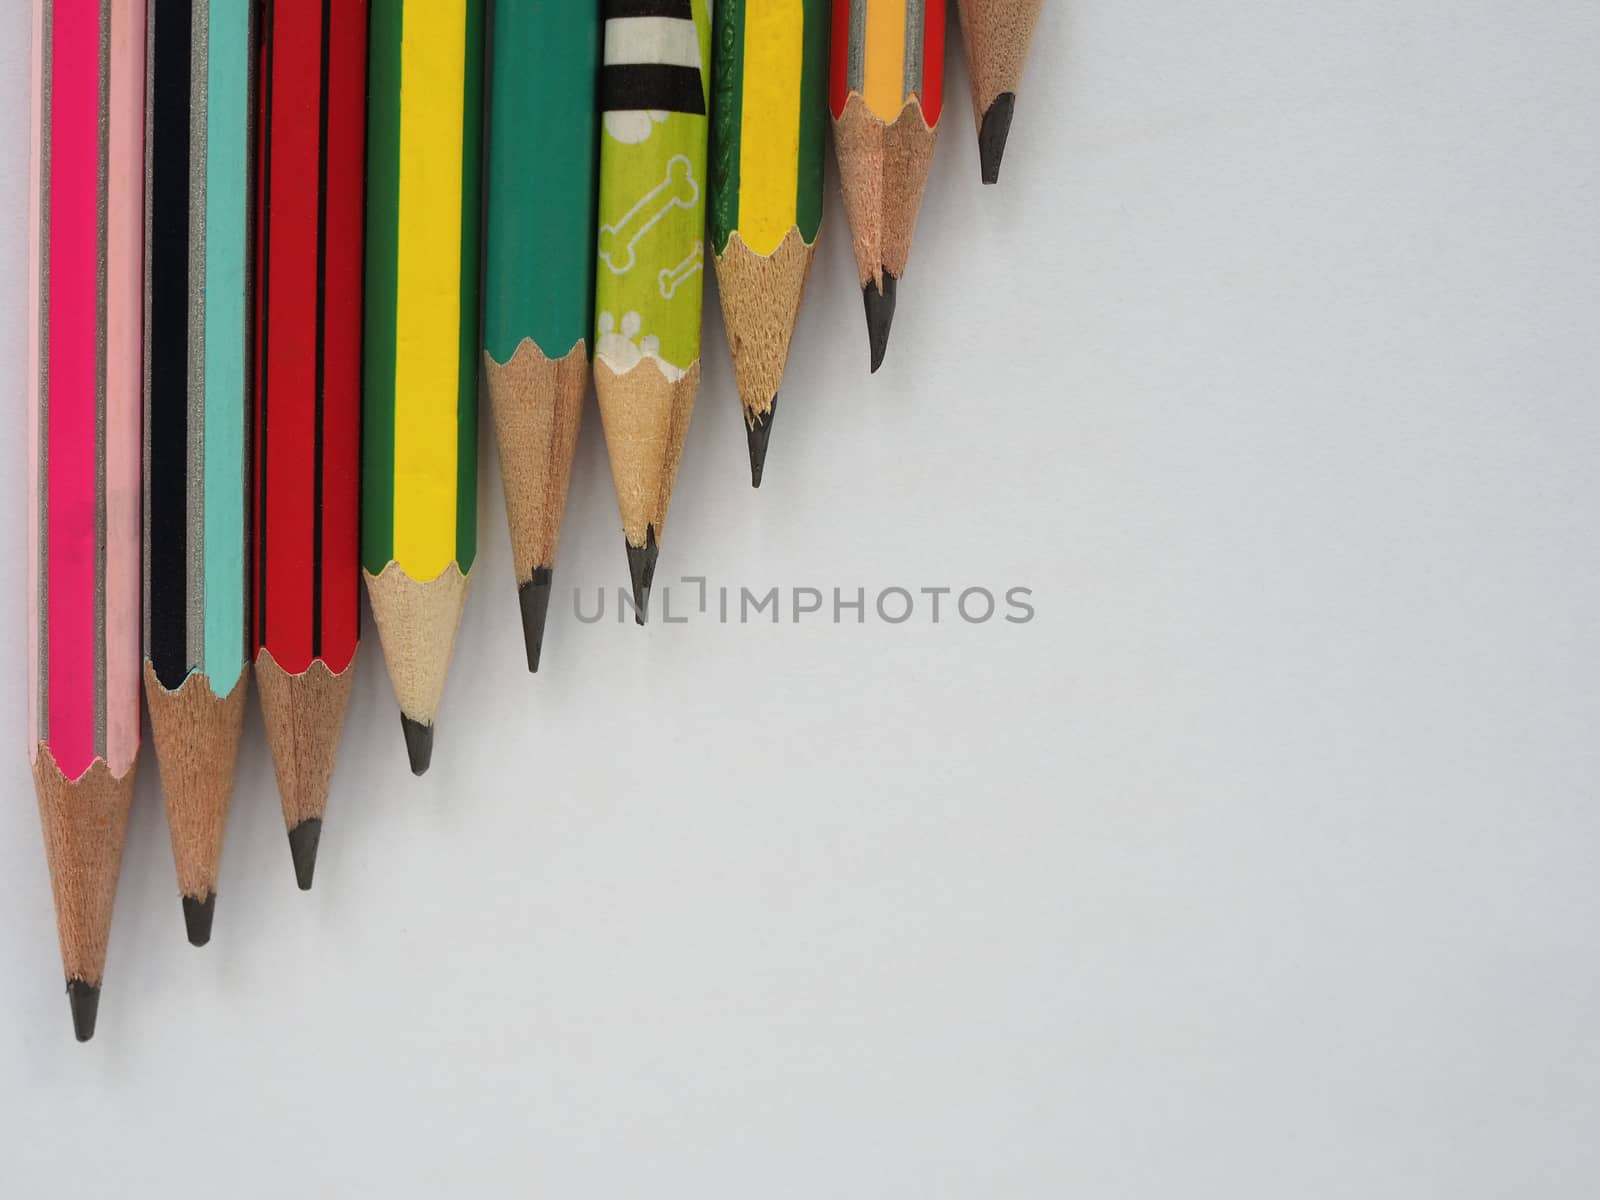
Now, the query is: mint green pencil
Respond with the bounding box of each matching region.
[142,0,254,948]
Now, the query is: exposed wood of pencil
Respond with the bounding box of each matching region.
[832,93,940,289]
[959,0,1042,119]
[485,338,587,583]
[713,227,816,427]
[33,747,136,994]
[144,665,249,936]
[486,338,587,670]
[957,0,1043,183]
[594,357,701,550]
[255,648,356,873]
[365,561,470,771]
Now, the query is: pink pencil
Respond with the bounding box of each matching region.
[29,0,145,1043]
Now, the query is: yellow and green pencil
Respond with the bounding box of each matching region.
[364,0,485,773]
[710,0,830,486]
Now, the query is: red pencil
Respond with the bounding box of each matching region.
[253,0,367,890]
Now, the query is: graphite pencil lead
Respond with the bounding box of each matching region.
[287,819,323,892]
[182,893,216,947]
[518,568,554,674]
[979,94,1017,185]
[747,399,777,489]
[402,715,435,777]
[864,276,899,373]
[67,980,100,1043]
[626,526,660,626]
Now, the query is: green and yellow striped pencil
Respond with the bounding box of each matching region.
[364,0,485,774]
[483,3,600,671]
[594,0,714,621]
[710,1,830,487]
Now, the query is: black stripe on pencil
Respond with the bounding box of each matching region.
[147,0,193,689]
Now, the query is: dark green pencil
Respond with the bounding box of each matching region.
[483,1,601,671]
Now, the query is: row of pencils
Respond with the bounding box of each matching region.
[26,0,1042,1041]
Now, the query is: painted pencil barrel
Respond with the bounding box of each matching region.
[710,0,829,258]
[143,0,252,697]
[484,2,599,367]
[829,0,945,125]
[30,0,145,783]
[364,0,485,583]
[595,0,713,381]
[256,0,365,677]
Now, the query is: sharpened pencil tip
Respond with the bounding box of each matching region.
[67,980,100,1042]
[979,94,1017,185]
[402,715,434,776]
[182,892,216,947]
[863,276,898,373]
[626,526,659,624]
[747,400,776,489]
[288,818,323,891]
[518,569,554,673]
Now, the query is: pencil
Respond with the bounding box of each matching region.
[955,0,1041,185]
[29,0,145,1040]
[142,0,253,947]
[255,0,366,886]
[829,0,945,371]
[482,2,599,672]
[595,0,713,619]
[709,0,830,487]
[364,0,485,774]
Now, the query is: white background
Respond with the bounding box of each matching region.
[2,3,1598,1196]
